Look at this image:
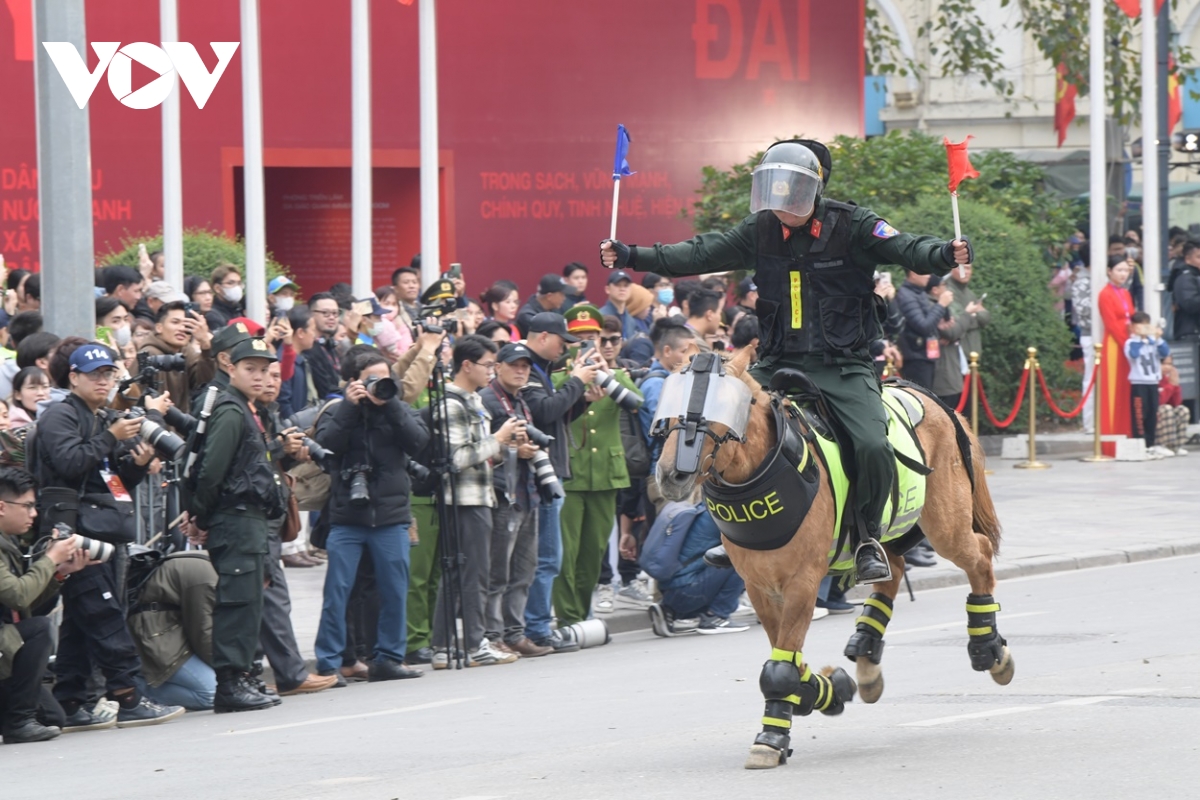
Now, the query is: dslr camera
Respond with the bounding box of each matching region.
[51,522,114,563]
[511,417,564,503]
[418,296,460,335]
[107,407,188,461]
[282,407,333,467]
[342,465,372,507]
[363,375,399,401]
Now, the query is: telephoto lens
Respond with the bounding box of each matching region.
[139,352,187,372]
[521,420,554,449]
[363,375,399,401]
[52,522,114,563]
[558,619,610,649]
[348,470,371,506]
[302,436,332,467]
[595,370,643,412]
[127,409,188,460]
[164,406,198,435]
[528,450,565,503]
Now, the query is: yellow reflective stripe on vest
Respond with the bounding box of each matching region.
[790,271,802,328]
[966,603,1000,614]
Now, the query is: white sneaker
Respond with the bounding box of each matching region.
[812,606,830,621]
[592,584,615,615]
[469,641,517,666]
[1176,447,1189,456]
[616,579,654,608]
[1149,445,1175,458]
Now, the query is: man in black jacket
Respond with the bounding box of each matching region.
[515,274,568,338]
[313,350,430,682]
[306,293,344,400]
[1172,242,1200,340]
[34,343,183,730]
[896,271,953,390]
[520,312,600,651]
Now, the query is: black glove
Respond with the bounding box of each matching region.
[600,239,634,269]
[940,236,974,269]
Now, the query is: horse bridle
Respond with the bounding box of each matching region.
[654,352,748,480]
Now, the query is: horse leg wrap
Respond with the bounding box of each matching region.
[754,649,805,758]
[843,592,892,665]
[966,593,1007,672]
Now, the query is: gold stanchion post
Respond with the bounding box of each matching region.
[1081,342,1113,463]
[884,353,895,379]
[1015,346,1050,470]
[969,351,980,439]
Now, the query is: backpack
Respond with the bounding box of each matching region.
[287,398,341,511]
[639,500,706,583]
[619,408,651,480]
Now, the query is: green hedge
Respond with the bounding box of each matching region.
[885,196,1074,433]
[97,228,292,287]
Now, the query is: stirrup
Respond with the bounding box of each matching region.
[854,540,892,585]
[704,544,733,569]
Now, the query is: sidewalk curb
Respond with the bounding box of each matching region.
[601,540,1200,634]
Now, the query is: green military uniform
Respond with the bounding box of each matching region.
[627,198,953,535]
[191,339,282,676]
[551,306,641,625]
[404,388,441,655]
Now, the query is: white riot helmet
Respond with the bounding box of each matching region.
[749,141,826,219]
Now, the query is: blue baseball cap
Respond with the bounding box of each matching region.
[69,343,118,373]
[268,276,297,295]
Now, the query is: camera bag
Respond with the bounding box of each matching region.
[287,398,341,511]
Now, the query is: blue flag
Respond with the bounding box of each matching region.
[612,124,635,180]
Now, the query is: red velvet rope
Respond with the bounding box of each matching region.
[1036,363,1096,420]
[977,367,1029,428]
[955,372,971,413]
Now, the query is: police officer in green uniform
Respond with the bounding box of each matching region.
[551,305,642,625]
[600,139,972,583]
[190,322,252,412]
[191,337,286,712]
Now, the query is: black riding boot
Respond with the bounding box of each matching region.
[853,520,891,584]
[214,669,277,714]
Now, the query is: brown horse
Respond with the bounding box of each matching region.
[655,346,1013,769]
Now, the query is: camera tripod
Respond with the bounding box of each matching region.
[426,360,468,670]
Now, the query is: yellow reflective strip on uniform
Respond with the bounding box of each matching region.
[770,647,796,662]
[816,677,834,711]
[856,615,888,636]
[967,626,994,636]
[783,694,801,705]
[862,597,893,619]
[790,272,802,328]
[966,603,1000,614]
[762,716,792,729]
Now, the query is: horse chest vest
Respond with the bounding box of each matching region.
[701,406,820,551]
[753,204,880,360]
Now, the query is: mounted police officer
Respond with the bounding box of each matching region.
[600,139,972,584]
[190,337,285,712]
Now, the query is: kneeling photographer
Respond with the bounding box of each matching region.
[31,342,184,730]
[0,468,92,744]
[313,350,430,682]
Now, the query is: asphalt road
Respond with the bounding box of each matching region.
[7,554,1198,800]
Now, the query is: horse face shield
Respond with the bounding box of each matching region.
[651,352,752,475]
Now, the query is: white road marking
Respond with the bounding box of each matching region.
[902,695,1123,727]
[886,611,1046,637]
[220,696,479,736]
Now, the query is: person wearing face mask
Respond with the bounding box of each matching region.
[267,276,299,319]
[642,273,677,321]
[138,301,217,417]
[350,297,402,358]
[96,296,134,352]
[206,265,246,331]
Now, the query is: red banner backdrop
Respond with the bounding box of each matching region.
[0,0,863,300]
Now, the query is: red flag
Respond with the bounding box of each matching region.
[944,136,979,193]
[1169,54,1183,133]
[1112,0,1166,17]
[1054,64,1078,148]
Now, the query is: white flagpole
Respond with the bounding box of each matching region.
[609,178,621,240]
[950,191,964,279]
[418,0,440,289]
[351,0,372,298]
[240,0,266,325]
[1089,0,1107,345]
[1141,0,1161,323]
[160,0,184,289]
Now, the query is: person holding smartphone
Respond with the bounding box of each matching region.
[138,300,216,417]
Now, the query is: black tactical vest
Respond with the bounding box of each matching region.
[214,391,285,519]
[752,203,881,361]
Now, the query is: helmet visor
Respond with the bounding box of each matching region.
[750,164,821,219]
[651,371,753,440]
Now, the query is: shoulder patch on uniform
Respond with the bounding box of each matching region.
[873,220,899,239]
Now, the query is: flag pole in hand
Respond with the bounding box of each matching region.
[944,136,979,279]
[611,124,634,240]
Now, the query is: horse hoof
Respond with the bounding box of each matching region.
[989,646,1015,686]
[855,661,884,704]
[744,744,784,770]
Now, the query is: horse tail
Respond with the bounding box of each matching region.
[968,433,1003,555]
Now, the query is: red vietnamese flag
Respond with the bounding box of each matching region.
[1169,54,1183,133]
[1054,64,1078,147]
[944,136,980,193]
[1112,0,1166,17]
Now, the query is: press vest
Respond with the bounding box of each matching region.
[753,203,881,360]
[213,391,285,518]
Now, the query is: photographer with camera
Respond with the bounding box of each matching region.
[427,335,524,668]
[521,312,601,652]
[0,467,93,743]
[138,300,216,417]
[31,343,184,730]
[478,342,553,658]
[190,338,285,713]
[313,350,430,682]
